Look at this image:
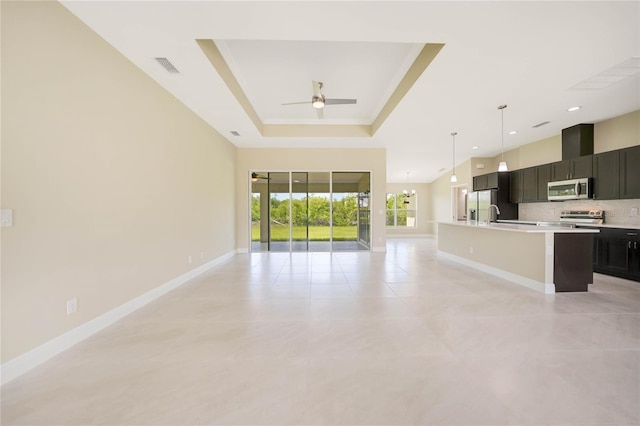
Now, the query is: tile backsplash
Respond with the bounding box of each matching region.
[519,199,640,227]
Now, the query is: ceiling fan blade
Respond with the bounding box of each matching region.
[324,98,357,105]
[312,80,323,97]
[251,172,271,180]
[282,101,311,106]
[315,108,324,119]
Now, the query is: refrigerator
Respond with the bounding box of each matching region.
[467,189,518,224]
[467,190,498,223]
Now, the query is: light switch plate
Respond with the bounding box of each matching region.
[631,207,639,217]
[1,209,13,227]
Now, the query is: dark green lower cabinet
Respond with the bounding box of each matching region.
[590,227,640,282]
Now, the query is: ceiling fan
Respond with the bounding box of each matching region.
[251,172,270,181]
[282,81,357,119]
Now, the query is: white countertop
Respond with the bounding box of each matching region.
[497,220,640,230]
[573,223,640,230]
[441,221,599,234]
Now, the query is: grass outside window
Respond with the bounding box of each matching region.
[251,224,356,241]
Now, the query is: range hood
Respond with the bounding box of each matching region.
[562,123,594,160]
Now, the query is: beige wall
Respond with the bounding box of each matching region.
[492,110,639,170]
[594,110,640,153]
[236,148,386,251]
[426,159,474,235]
[385,182,431,236]
[469,157,497,177]
[1,1,236,363]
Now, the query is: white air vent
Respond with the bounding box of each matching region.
[154,57,179,73]
[533,121,550,128]
[571,57,640,90]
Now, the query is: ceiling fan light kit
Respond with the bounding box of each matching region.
[282,80,356,118]
[251,172,270,181]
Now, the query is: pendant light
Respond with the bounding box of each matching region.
[403,171,415,196]
[498,104,508,172]
[450,132,458,183]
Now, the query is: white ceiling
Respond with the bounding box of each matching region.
[217,40,421,123]
[60,1,640,183]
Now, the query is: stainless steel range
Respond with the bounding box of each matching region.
[559,209,604,225]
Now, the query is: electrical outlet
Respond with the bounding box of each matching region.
[200,252,204,259]
[66,298,77,315]
[188,256,192,264]
[469,246,474,254]
[631,208,639,217]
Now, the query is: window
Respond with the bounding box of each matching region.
[386,191,417,228]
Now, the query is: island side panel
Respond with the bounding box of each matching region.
[553,233,594,292]
[438,223,547,284]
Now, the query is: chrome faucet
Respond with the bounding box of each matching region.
[487,204,501,224]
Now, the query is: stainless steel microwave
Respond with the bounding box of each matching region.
[547,178,592,201]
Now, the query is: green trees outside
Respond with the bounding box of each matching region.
[265,194,358,226]
[386,193,411,227]
[251,195,260,223]
[251,194,360,241]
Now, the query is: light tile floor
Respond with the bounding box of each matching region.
[2,238,639,425]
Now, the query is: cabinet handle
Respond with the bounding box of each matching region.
[635,242,638,250]
[629,241,632,249]
[628,233,638,236]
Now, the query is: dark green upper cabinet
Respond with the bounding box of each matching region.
[620,145,640,199]
[472,174,488,191]
[593,150,620,200]
[562,124,594,159]
[550,155,593,181]
[571,155,593,179]
[487,172,499,189]
[521,167,537,202]
[503,144,638,203]
[509,169,522,204]
[550,160,570,181]
[536,164,551,201]
[472,172,507,191]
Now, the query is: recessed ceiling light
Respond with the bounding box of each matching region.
[230,131,240,136]
[509,131,517,135]
[438,167,445,172]
[472,146,479,150]
[567,106,582,112]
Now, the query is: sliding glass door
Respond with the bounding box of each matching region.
[250,171,370,252]
[307,172,331,252]
[332,172,371,251]
[291,172,308,252]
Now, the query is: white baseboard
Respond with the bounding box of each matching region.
[1,249,236,386]
[235,248,249,254]
[437,250,555,294]
[386,234,434,238]
[372,246,387,252]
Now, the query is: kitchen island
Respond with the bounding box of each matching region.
[438,222,599,293]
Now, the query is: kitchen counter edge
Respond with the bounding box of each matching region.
[441,221,599,234]
[496,220,640,230]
